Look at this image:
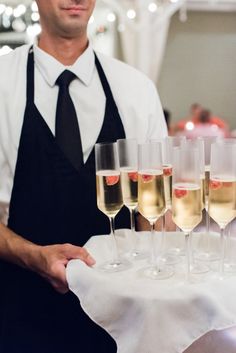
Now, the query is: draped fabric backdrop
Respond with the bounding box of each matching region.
[117,18,171,83]
[90,0,186,85]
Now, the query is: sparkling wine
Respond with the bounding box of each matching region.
[163,165,172,210]
[120,168,138,210]
[208,178,236,229]
[172,183,202,233]
[138,170,165,223]
[96,170,123,217]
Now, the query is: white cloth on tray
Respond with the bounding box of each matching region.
[66,231,236,353]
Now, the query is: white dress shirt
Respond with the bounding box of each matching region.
[0,43,167,223]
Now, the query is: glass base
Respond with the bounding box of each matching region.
[208,270,229,281]
[194,251,219,262]
[167,247,185,257]
[209,263,233,279]
[128,250,148,261]
[225,263,236,273]
[161,253,181,266]
[140,265,174,280]
[190,263,209,274]
[99,258,132,273]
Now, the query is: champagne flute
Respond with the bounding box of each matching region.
[164,136,186,257]
[95,142,131,272]
[138,142,174,279]
[224,222,236,272]
[196,136,219,261]
[181,138,209,274]
[172,145,202,282]
[159,137,181,265]
[117,138,146,260]
[208,142,236,278]
[217,139,236,273]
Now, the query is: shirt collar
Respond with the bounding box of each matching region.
[33,42,95,87]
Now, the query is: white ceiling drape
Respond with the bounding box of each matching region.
[98,0,185,83]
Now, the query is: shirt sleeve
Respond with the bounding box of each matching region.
[0,47,28,225]
[0,76,13,224]
[0,97,13,225]
[146,79,168,140]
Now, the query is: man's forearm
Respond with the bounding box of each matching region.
[0,222,41,270]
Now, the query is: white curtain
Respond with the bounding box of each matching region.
[118,16,171,83]
[91,0,185,84]
[117,0,186,83]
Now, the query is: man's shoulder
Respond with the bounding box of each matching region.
[0,44,30,65]
[0,44,30,89]
[95,52,154,88]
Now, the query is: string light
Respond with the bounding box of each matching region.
[148,3,158,12]
[5,6,13,16]
[0,45,12,56]
[0,4,6,15]
[126,9,136,20]
[31,12,40,22]
[0,4,39,27]
[26,23,41,37]
[31,1,38,12]
[0,1,41,54]
[0,0,183,35]
[13,4,26,18]
[0,0,185,56]
[107,12,116,22]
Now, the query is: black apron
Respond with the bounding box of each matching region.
[0,49,128,353]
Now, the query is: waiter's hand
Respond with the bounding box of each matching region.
[34,244,95,294]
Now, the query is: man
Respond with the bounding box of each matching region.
[185,109,225,139]
[0,1,167,352]
[175,103,229,136]
[174,103,203,132]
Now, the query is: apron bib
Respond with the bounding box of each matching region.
[0,49,127,353]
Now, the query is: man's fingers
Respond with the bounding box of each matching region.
[83,253,96,266]
[63,244,96,266]
[50,264,69,294]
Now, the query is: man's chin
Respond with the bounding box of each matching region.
[58,22,87,38]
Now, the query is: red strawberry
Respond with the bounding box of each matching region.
[105,175,120,186]
[128,172,138,182]
[163,167,172,177]
[174,188,187,198]
[209,180,222,190]
[141,174,154,183]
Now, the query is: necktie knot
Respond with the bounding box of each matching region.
[56,70,77,88]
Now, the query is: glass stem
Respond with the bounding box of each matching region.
[130,208,135,232]
[130,208,137,254]
[220,227,226,278]
[226,222,231,265]
[189,231,193,268]
[150,221,158,269]
[161,212,166,255]
[185,232,191,282]
[205,202,210,252]
[109,216,119,264]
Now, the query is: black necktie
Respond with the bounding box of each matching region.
[55,70,83,171]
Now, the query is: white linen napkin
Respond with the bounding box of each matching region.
[66,231,236,353]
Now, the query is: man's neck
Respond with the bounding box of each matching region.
[38,33,89,66]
